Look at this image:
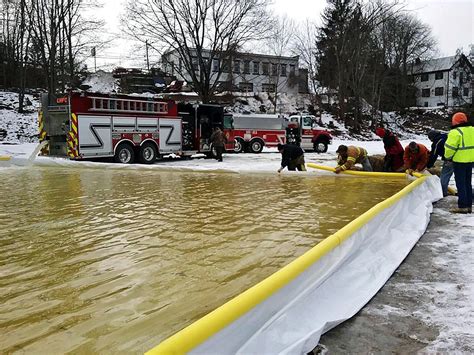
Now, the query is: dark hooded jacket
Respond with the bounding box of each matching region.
[427,131,448,168]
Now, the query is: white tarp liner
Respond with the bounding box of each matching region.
[191,176,442,354]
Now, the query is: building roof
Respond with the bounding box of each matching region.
[163,47,299,62]
[411,54,472,74]
[412,56,456,74]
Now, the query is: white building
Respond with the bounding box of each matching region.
[161,48,308,96]
[410,54,473,108]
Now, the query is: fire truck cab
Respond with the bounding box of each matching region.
[39,92,234,163]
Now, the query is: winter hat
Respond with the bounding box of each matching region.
[427,130,439,141]
[336,145,348,154]
[375,127,385,138]
[408,141,418,151]
[452,112,468,126]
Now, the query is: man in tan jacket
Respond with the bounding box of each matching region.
[335,145,373,173]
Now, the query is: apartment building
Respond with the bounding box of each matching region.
[411,54,473,108]
[161,48,308,96]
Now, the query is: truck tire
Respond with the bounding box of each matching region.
[314,140,328,153]
[114,143,135,164]
[234,138,245,153]
[250,139,264,153]
[139,142,158,164]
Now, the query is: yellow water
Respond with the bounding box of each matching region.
[0,167,407,354]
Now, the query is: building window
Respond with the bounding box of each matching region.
[434,87,444,96]
[463,87,469,97]
[453,71,457,79]
[424,102,429,107]
[453,87,459,97]
[289,64,295,74]
[239,82,253,92]
[212,59,219,72]
[435,72,443,80]
[253,61,259,75]
[262,62,269,75]
[421,73,429,82]
[191,57,199,71]
[233,60,240,73]
[222,60,230,73]
[421,88,430,97]
[262,83,276,93]
[280,64,287,76]
[243,61,250,74]
[271,63,278,76]
[460,72,464,84]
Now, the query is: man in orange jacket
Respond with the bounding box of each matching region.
[403,141,430,174]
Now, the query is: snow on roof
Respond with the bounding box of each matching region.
[411,56,457,74]
[82,71,118,93]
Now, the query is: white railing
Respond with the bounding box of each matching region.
[89,97,168,114]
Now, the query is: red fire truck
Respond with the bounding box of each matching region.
[287,114,332,153]
[39,92,234,163]
[230,113,332,153]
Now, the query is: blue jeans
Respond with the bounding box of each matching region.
[440,160,454,197]
[361,156,373,171]
[453,162,473,209]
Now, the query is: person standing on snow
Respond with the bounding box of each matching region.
[427,130,453,197]
[444,112,474,214]
[403,141,430,174]
[277,143,306,172]
[210,126,227,162]
[334,145,372,173]
[375,127,404,172]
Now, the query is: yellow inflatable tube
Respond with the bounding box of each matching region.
[306,163,455,195]
[146,170,428,355]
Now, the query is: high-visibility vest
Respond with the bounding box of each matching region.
[444,126,474,163]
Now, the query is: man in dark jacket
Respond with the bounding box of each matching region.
[427,130,453,197]
[375,127,404,172]
[277,143,306,172]
[210,126,227,162]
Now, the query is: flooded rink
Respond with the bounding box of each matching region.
[0,166,407,353]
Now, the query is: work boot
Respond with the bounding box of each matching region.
[449,207,471,214]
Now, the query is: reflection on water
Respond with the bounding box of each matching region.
[0,167,406,353]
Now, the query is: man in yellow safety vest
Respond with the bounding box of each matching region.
[444,112,474,213]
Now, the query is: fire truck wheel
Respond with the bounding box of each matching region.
[139,142,158,164]
[250,139,264,153]
[234,138,244,153]
[114,143,135,164]
[314,140,329,153]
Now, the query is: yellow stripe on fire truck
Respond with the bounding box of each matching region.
[38,110,47,141]
[67,113,79,158]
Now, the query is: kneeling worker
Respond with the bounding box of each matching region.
[277,143,306,172]
[403,141,429,174]
[335,145,372,174]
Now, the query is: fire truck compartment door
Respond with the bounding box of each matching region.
[159,118,182,152]
[78,115,113,157]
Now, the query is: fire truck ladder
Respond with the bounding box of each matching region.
[89,97,168,115]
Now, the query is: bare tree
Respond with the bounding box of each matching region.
[27,0,103,95]
[265,15,296,113]
[293,20,319,94]
[124,0,273,102]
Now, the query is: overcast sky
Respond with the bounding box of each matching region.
[88,0,473,70]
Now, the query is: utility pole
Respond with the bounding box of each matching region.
[91,47,96,72]
[145,40,150,73]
